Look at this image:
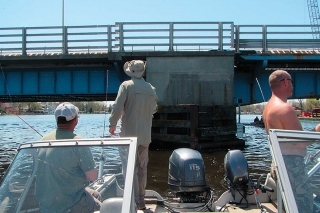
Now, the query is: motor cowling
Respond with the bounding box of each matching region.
[168,148,206,193]
[224,150,249,187]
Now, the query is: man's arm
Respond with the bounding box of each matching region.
[78,147,98,181]
[152,86,158,114]
[85,168,98,182]
[279,104,313,152]
[153,97,158,114]
[109,83,127,134]
[280,104,303,130]
[109,126,116,135]
[314,124,320,131]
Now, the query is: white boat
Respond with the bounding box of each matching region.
[0,129,320,213]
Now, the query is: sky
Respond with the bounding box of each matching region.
[0,0,312,28]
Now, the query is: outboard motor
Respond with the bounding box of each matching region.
[224,150,249,200]
[168,148,207,202]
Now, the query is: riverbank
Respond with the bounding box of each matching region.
[298,117,320,123]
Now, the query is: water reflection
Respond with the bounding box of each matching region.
[0,114,319,198]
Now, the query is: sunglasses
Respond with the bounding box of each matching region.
[280,78,293,84]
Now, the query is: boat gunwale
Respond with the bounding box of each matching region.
[17,137,137,150]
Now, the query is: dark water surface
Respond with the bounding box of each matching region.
[0,114,318,198]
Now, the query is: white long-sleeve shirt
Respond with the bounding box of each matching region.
[109,77,158,146]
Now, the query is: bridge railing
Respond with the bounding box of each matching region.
[0,22,319,55]
[115,22,234,51]
[235,25,320,52]
[0,25,115,55]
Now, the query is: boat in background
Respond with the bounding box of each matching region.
[249,121,265,128]
[0,130,320,212]
[249,116,265,128]
[298,108,320,121]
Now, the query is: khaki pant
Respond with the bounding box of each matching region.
[134,145,149,210]
[119,145,149,210]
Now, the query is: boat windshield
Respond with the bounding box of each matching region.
[268,129,320,213]
[0,137,137,213]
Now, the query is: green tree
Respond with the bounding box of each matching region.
[27,102,43,112]
[0,103,6,114]
[108,104,113,113]
[305,99,320,111]
[86,102,103,113]
[76,102,86,112]
[297,99,304,111]
[240,105,255,113]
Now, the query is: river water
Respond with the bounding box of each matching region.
[0,114,318,198]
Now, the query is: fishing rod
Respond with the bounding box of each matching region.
[255,77,266,102]
[99,70,110,179]
[0,65,43,137]
[102,70,109,137]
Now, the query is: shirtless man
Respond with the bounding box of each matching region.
[263,70,306,155]
[263,70,312,213]
[263,70,296,132]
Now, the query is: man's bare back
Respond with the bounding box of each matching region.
[263,97,302,133]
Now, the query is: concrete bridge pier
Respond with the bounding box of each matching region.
[146,51,245,150]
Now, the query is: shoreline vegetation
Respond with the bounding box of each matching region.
[298,117,320,122]
[0,102,113,115]
[0,111,111,115]
[2,100,320,122]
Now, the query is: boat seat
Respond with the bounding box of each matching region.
[100,197,123,213]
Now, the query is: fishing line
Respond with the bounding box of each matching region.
[102,70,109,137]
[255,77,266,102]
[0,65,43,137]
[0,101,43,137]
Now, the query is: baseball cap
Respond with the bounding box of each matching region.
[54,102,79,122]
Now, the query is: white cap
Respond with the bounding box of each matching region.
[54,102,79,121]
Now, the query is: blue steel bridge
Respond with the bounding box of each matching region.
[0,22,320,105]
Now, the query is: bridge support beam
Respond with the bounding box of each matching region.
[146,52,245,150]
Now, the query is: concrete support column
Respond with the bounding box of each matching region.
[146,52,235,106]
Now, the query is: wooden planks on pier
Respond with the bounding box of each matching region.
[151,105,245,151]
